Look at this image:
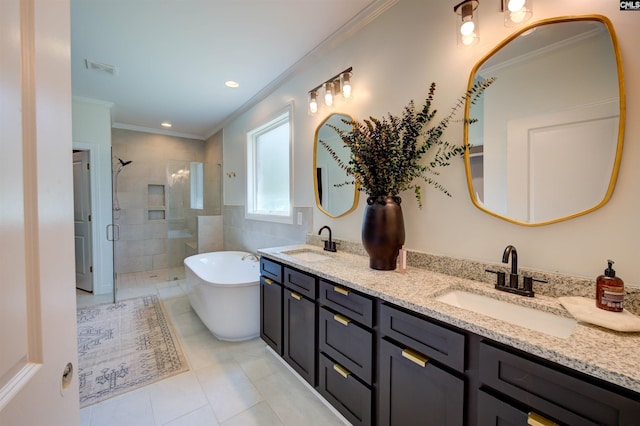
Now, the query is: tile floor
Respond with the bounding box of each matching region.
[77,269,346,426]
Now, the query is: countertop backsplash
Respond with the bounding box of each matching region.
[306,234,640,316]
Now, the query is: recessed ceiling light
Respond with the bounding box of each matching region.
[161,122,172,128]
[225,80,239,88]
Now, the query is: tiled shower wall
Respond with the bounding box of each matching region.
[112,128,221,274]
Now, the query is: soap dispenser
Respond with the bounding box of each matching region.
[596,260,624,312]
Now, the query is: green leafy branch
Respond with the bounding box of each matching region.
[321,78,494,208]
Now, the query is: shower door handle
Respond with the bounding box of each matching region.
[106,224,120,241]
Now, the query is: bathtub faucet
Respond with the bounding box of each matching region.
[241,252,259,262]
[318,226,337,252]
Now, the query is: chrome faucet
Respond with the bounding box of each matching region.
[318,226,337,252]
[502,245,518,288]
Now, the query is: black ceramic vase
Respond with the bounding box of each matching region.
[362,195,406,270]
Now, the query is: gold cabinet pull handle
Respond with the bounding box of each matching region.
[334,286,350,296]
[291,292,302,301]
[264,278,274,285]
[333,363,351,378]
[527,412,558,426]
[333,314,351,326]
[402,348,428,367]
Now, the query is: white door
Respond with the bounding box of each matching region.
[506,101,619,223]
[73,151,93,292]
[0,0,79,425]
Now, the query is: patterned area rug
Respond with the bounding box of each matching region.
[77,295,188,407]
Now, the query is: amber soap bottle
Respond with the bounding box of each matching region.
[596,260,624,312]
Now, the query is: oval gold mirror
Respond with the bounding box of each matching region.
[314,113,359,218]
[464,15,625,226]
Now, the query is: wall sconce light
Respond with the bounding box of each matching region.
[454,0,479,47]
[308,67,353,114]
[503,0,532,26]
[324,82,334,107]
[309,90,319,114]
[342,72,352,99]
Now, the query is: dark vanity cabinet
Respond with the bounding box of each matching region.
[378,303,466,426]
[259,256,640,426]
[477,341,640,426]
[260,258,283,355]
[317,280,375,426]
[282,267,318,386]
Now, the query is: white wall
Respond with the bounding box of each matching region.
[223,0,640,285]
[72,98,113,295]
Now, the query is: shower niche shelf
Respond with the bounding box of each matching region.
[148,184,166,220]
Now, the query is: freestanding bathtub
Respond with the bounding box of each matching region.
[184,251,260,341]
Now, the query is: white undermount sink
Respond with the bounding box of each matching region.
[282,249,332,262]
[436,290,577,339]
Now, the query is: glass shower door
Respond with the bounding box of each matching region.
[166,160,222,281]
[166,160,193,281]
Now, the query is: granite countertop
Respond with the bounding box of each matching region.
[258,244,640,394]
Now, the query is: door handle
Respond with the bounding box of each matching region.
[333,363,351,379]
[333,314,351,326]
[527,412,558,426]
[334,286,350,296]
[402,348,428,367]
[264,278,274,285]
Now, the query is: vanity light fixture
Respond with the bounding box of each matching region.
[454,0,479,47]
[342,71,352,99]
[324,82,334,107]
[307,67,353,115]
[502,0,532,26]
[309,90,319,114]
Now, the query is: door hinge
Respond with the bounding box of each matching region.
[88,214,92,222]
[87,162,90,170]
[90,266,93,273]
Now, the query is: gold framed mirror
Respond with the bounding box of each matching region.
[464,15,625,226]
[314,113,359,218]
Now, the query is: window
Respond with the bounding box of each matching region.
[246,106,292,222]
[190,162,203,210]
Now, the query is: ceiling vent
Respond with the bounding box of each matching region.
[85,59,118,76]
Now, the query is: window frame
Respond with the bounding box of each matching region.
[245,104,294,223]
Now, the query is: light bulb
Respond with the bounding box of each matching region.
[342,83,351,99]
[462,33,477,46]
[324,83,333,107]
[460,20,475,36]
[309,91,318,114]
[507,0,525,12]
[509,9,526,23]
[342,73,352,98]
[504,0,532,26]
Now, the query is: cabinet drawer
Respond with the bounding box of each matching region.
[260,257,282,283]
[284,267,317,299]
[318,353,372,426]
[378,338,464,426]
[479,342,640,426]
[379,303,465,372]
[319,307,373,385]
[319,280,374,327]
[477,389,528,425]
